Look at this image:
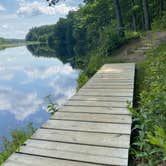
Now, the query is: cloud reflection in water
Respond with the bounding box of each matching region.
[0,46,79,142]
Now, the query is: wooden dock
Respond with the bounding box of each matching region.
[3,63,135,166]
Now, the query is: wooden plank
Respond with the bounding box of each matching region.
[3,153,98,166]
[19,139,128,166]
[59,106,131,115]
[85,81,133,87]
[79,88,133,93]
[92,76,134,79]
[101,63,135,67]
[93,74,132,80]
[83,84,134,89]
[97,64,135,74]
[98,68,134,73]
[51,112,132,124]
[93,76,134,80]
[89,78,134,83]
[31,128,130,148]
[71,95,132,102]
[77,91,133,97]
[66,100,128,108]
[42,120,131,134]
[94,73,134,76]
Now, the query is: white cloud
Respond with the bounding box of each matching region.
[17,1,78,16]
[0,14,17,20]
[0,89,43,121]
[1,24,9,29]
[0,73,14,80]
[0,5,5,11]
[25,63,77,80]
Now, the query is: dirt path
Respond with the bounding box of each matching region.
[111,31,166,63]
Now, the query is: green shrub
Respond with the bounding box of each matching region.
[100,25,125,56]
[152,12,166,31]
[0,124,35,164]
[77,72,89,89]
[87,53,104,76]
[130,43,166,165]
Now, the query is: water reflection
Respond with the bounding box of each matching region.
[0,46,79,146]
[27,44,87,70]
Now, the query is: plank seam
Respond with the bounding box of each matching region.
[49,118,132,124]
[58,111,130,115]
[41,127,131,135]
[15,152,108,166]
[29,138,130,149]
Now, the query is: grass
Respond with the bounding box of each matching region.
[129,43,166,165]
[0,123,35,164]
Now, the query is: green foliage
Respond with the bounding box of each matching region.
[0,124,35,164]
[26,25,55,43]
[152,12,166,31]
[100,25,125,56]
[77,72,89,89]
[47,103,59,115]
[0,38,7,44]
[87,53,104,76]
[130,43,166,165]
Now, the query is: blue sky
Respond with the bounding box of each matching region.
[0,0,83,39]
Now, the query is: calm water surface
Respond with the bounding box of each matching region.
[0,46,79,148]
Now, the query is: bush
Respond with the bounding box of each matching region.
[130,43,166,165]
[77,72,89,89]
[0,124,35,164]
[152,12,166,31]
[100,25,125,56]
[87,53,104,76]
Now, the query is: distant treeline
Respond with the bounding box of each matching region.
[0,37,25,44]
[26,0,166,58]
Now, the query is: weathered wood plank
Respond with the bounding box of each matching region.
[71,95,132,102]
[94,73,134,77]
[100,63,135,68]
[66,100,128,108]
[79,88,133,93]
[82,84,134,89]
[51,112,132,124]
[77,91,133,97]
[85,82,133,86]
[19,139,128,166]
[31,128,130,148]
[42,120,131,134]
[3,153,98,166]
[59,105,131,114]
[89,78,134,83]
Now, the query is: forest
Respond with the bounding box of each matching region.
[12,0,166,165]
[26,0,166,58]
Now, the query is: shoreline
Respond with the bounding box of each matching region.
[0,41,41,50]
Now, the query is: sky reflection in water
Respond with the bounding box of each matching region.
[0,46,79,146]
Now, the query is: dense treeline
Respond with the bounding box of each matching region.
[26,25,55,43]
[26,0,166,58]
[0,38,25,44]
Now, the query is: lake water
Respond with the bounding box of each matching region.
[0,45,79,148]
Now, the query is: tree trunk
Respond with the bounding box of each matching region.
[113,0,125,38]
[142,0,151,30]
[159,0,164,17]
[131,0,137,31]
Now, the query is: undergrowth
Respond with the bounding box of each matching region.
[0,123,35,164]
[129,43,166,165]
